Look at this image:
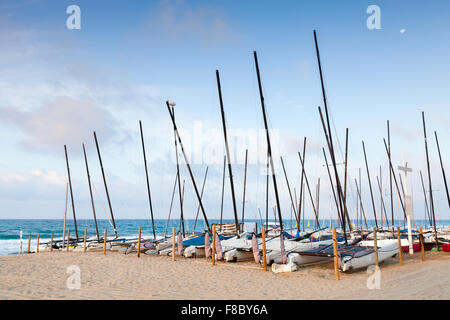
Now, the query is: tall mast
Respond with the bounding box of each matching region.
[434,131,450,208]
[216,70,240,234]
[165,101,211,232]
[355,178,368,229]
[297,138,306,233]
[253,51,284,232]
[323,148,343,228]
[193,167,209,232]
[314,30,350,235]
[422,112,437,240]
[170,106,185,236]
[343,128,349,219]
[383,138,407,221]
[241,149,249,224]
[93,132,118,238]
[362,141,378,229]
[139,121,156,240]
[376,175,390,230]
[316,178,321,229]
[419,170,433,226]
[219,155,226,226]
[298,150,320,228]
[387,120,394,230]
[64,145,79,240]
[280,156,298,223]
[82,143,100,241]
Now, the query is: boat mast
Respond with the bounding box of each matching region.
[354,178,368,229]
[219,155,226,226]
[434,131,450,209]
[419,170,433,226]
[253,51,284,232]
[322,148,343,228]
[376,175,390,230]
[216,70,240,235]
[387,120,395,230]
[316,177,321,229]
[193,167,209,232]
[382,138,407,221]
[314,30,351,235]
[64,145,79,240]
[164,173,178,237]
[421,112,437,241]
[139,121,156,240]
[82,143,100,242]
[343,128,349,225]
[241,149,249,224]
[165,101,211,232]
[280,156,299,223]
[362,141,378,229]
[297,138,306,233]
[298,149,320,228]
[169,106,185,237]
[93,131,118,238]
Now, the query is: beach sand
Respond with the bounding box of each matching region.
[0,250,449,300]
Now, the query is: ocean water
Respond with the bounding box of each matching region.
[1,218,448,256]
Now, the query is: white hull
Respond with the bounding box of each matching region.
[341,240,398,272]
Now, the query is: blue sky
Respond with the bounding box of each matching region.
[0,0,449,224]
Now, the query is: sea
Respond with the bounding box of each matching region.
[0,218,448,256]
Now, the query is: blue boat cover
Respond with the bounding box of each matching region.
[182,234,233,246]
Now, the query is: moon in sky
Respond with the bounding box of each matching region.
[400,28,406,34]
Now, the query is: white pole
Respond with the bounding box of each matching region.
[400,150,414,255]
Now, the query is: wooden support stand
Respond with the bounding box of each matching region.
[36,234,40,253]
[83,228,87,253]
[50,233,53,252]
[373,227,379,267]
[103,228,107,255]
[27,234,31,254]
[262,227,267,271]
[172,227,175,261]
[212,225,216,266]
[67,229,70,252]
[419,227,425,262]
[332,228,339,280]
[137,227,141,258]
[397,227,403,265]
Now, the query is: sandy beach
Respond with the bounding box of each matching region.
[0,250,449,300]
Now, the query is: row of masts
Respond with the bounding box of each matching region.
[62,30,449,242]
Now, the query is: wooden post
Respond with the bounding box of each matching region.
[36,234,40,253]
[50,233,53,252]
[137,227,141,258]
[397,227,403,265]
[27,234,31,254]
[262,227,267,271]
[373,227,379,268]
[66,229,70,252]
[83,228,87,253]
[172,227,175,261]
[103,228,107,255]
[212,225,216,266]
[332,228,339,280]
[420,226,425,262]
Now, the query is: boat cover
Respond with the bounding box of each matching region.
[299,244,374,258]
[183,233,233,246]
[252,233,260,263]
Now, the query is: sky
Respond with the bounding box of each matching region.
[0,0,449,225]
